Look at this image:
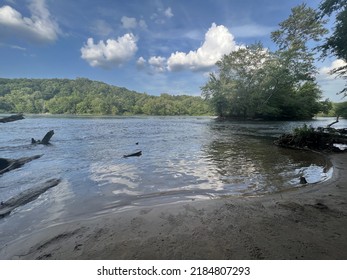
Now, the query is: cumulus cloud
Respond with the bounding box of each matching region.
[319,59,347,79]
[167,23,238,72]
[81,33,138,68]
[136,56,147,69]
[0,0,60,44]
[148,56,167,73]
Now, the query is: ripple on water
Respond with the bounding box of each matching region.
[0,116,337,244]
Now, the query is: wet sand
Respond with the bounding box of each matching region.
[1,153,347,260]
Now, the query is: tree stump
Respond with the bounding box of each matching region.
[31,130,54,145]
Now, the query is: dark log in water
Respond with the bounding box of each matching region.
[123,151,142,158]
[0,114,24,123]
[0,178,61,218]
[31,130,54,145]
[0,155,43,175]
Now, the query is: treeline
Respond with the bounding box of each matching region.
[320,102,347,118]
[0,78,211,116]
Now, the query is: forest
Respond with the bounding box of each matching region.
[0,77,211,116]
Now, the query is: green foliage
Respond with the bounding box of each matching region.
[0,78,212,116]
[202,4,327,120]
[319,0,347,96]
[335,101,347,118]
[293,124,315,140]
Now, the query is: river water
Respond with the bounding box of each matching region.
[0,116,344,246]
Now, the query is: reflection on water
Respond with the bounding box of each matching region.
[0,116,341,246]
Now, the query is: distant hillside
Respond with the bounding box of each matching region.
[0,78,211,116]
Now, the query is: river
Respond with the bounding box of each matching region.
[0,116,344,245]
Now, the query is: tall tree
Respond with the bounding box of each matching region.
[202,43,274,118]
[202,4,328,120]
[318,0,347,96]
[271,4,328,81]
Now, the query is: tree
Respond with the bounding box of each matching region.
[202,4,328,120]
[335,101,347,118]
[319,0,347,96]
[271,4,328,81]
[202,43,273,118]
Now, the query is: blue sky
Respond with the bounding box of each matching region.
[0,0,345,102]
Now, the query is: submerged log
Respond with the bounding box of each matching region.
[0,113,24,123]
[0,178,61,218]
[0,155,43,175]
[123,150,142,158]
[31,130,54,145]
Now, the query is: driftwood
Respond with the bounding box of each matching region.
[31,130,54,145]
[274,125,347,152]
[327,116,339,128]
[0,178,61,218]
[0,113,24,123]
[123,150,142,158]
[0,155,43,175]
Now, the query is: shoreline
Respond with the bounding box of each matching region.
[1,153,347,260]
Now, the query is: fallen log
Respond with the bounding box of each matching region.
[0,155,43,175]
[123,150,142,158]
[0,178,61,218]
[0,113,24,123]
[327,116,339,128]
[274,124,347,152]
[31,130,54,145]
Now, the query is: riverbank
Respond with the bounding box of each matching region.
[1,153,347,260]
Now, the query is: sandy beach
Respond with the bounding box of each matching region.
[0,152,347,260]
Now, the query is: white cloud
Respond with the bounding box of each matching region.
[138,19,148,29]
[319,59,347,79]
[317,59,347,102]
[167,23,238,72]
[136,56,147,69]
[151,6,174,24]
[0,42,26,51]
[81,33,138,68]
[121,16,147,30]
[164,7,174,18]
[0,0,60,44]
[148,56,167,73]
[121,16,137,29]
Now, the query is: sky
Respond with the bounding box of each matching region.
[0,0,345,102]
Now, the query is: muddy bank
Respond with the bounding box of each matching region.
[0,153,347,260]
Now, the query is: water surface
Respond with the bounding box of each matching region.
[0,116,341,245]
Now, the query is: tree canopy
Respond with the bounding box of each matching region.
[0,78,211,116]
[319,0,347,96]
[202,4,331,120]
